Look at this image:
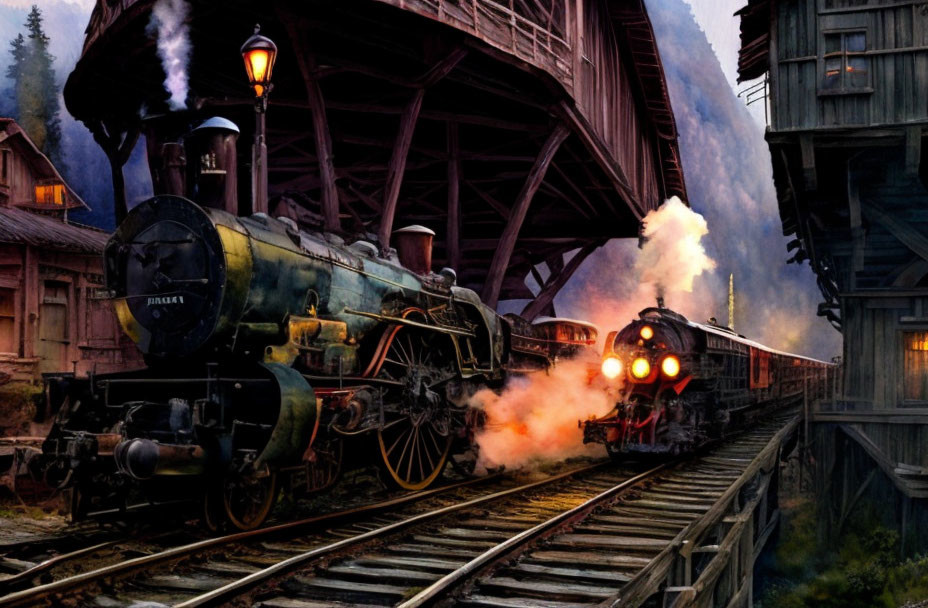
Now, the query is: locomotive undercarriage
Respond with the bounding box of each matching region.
[35,316,489,529]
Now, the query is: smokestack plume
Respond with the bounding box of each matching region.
[148,0,191,110]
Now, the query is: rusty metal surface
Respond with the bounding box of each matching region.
[0,206,108,254]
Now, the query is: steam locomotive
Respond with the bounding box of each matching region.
[583,304,834,457]
[36,118,597,531]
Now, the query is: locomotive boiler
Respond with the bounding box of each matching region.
[583,304,834,458]
[37,118,597,530]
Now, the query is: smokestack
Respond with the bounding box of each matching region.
[728,273,734,330]
[393,225,435,275]
[185,117,240,215]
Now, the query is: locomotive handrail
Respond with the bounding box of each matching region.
[342,307,477,338]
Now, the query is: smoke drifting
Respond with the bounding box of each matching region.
[474,198,715,470]
[471,356,614,469]
[148,0,191,110]
[637,196,716,300]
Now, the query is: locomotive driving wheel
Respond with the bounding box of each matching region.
[376,321,454,490]
[203,471,277,532]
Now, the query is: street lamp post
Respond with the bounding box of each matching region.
[241,24,277,215]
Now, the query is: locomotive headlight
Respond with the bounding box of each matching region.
[661,355,681,378]
[631,357,651,379]
[640,325,654,340]
[601,356,623,379]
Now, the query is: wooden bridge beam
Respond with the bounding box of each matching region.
[379,48,467,253]
[286,19,341,232]
[447,122,462,272]
[521,241,598,320]
[482,123,570,308]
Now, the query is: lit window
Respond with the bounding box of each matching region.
[904,332,928,401]
[823,32,869,91]
[34,182,65,206]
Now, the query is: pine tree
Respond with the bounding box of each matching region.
[5,34,25,118]
[8,6,62,165]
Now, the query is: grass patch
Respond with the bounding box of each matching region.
[762,500,928,607]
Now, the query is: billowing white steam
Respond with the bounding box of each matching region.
[148,0,191,110]
[636,196,716,297]
[567,197,719,343]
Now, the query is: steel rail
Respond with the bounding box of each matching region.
[396,462,671,607]
[0,469,521,606]
[171,461,614,607]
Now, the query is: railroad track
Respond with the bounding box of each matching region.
[0,415,796,607]
[0,461,617,606]
[169,414,795,608]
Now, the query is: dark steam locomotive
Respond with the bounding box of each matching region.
[583,304,834,457]
[37,118,597,531]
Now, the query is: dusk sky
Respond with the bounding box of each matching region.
[0,0,842,359]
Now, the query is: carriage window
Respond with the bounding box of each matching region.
[823,32,869,91]
[904,332,928,401]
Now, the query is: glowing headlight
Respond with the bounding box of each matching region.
[631,357,651,379]
[661,355,681,378]
[639,325,654,340]
[601,356,623,379]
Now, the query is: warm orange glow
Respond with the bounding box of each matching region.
[661,355,680,378]
[631,357,650,379]
[640,325,654,340]
[35,183,65,206]
[245,48,270,83]
[601,356,622,379]
[909,336,928,351]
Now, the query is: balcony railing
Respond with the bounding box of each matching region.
[378,0,573,88]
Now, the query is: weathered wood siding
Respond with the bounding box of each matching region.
[772,0,928,131]
[372,0,666,208]
[840,295,928,409]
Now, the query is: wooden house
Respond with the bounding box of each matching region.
[0,118,141,383]
[738,0,928,549]
[63,0,686,317]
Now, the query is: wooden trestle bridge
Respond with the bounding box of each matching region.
[64,0,685,315]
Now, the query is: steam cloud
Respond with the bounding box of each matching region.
[474,198,715,470]
[471,356,615,469]
[148,0,191,110]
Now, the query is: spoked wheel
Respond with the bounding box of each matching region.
[376,322,455,490]
[305,439,343,493]
[203,472,278,532]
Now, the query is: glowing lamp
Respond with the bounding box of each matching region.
[661,355,681,378]
[241,25,277,98]
[631,358,651,379]
[640,326,654,340]
[601,356,623,379]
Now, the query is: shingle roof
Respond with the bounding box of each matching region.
[0,206,108,254]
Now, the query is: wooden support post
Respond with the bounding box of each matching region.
[89,120,141,226]
[800,133,817,191]
[847,162,865,276]
[521,242,598,320]
[483,124,569,307]
[906,126,922,176]
[447,122,461,272]
[379,89,426,253]
[22,247,36,359]
[285,18,340,231]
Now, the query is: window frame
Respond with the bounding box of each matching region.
[901,328,928,406]
[818,29,873,96]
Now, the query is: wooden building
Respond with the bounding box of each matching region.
[738,0,928,549]
[0,118,141,383]
[63,0,686,317]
